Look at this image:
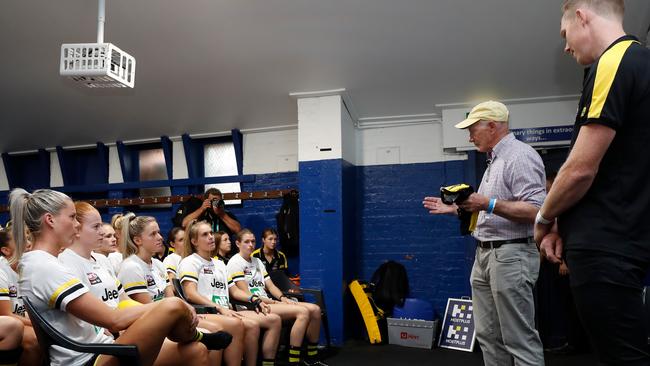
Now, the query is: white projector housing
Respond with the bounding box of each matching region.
[60,43,136,88]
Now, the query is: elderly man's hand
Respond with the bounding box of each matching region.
[458,193,489,213]
[422,197,458,215]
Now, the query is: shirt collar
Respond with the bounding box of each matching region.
[490,133,515,159]
[603,35,638,55]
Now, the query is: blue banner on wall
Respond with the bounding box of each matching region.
[438,298,476,352]
[511,125,574,143]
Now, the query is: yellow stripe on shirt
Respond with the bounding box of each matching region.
[123,281,147,290]
[48,278,82,308]
[588,40,637,119]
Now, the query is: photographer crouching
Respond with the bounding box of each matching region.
[179,188,242,236]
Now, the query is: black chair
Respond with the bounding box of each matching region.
[170,278,218,314]
[22,296,141,366]
[268,270,331,349]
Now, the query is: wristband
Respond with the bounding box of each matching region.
[535,211,553,225]
[486,198,497,214]
[249,294,259,302]
[252,297,263,311]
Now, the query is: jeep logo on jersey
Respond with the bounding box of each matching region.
[86,272,102,285]
[250,279,264,288]
[13,303,25,317]
[8,285,17,298]
[210,279,226,289]
[101,288,119,302]
[146,275,156,287]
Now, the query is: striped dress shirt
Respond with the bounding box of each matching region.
[472,133,546,242]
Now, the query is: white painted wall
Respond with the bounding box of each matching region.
[242,121,466,171]
[298,95,343,162]
[341,103,356,165]
[356,123,465,166]
[442,99,579,151]
[50,152,64,187]
[243,129,298,174]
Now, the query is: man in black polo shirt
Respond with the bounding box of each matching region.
[535,1,650,364]
[180,188,241,236]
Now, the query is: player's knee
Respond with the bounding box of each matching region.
[191,343,211,366]
[269,313,282,328]
[243,319,260,337]
[296,307,309,322]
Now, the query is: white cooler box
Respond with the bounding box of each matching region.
[387,318,439,349]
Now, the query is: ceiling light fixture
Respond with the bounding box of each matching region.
[59,0,136,88]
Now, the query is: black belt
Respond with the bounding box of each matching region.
[477,237,533,249]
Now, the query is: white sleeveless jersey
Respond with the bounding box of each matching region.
[179,253,233,308]
[19,250,113,366]
[226,254,270,299]
[162,252,182,277]
[58,249,124,309]
[0,256,24,316]
[118,255,168,302]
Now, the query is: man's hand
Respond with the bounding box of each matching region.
[534,220,554,245]
[539,231,563,264]
[201,199,212,211]
[458,193,489,213]
[422,197,457,215]
[559,260,570,276]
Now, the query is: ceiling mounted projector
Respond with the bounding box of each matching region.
[59,0,136,88]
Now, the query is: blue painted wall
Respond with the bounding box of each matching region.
[355,161,476,318]
[299,159,353,346]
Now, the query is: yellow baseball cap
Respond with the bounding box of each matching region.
[454,100,509,129]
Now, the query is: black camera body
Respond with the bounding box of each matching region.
[440,184,474,205]
[440,184,477,236]
[211,199,226,210]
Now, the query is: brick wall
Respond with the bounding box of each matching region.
[355,161,476,317]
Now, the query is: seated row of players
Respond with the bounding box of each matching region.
[112,215,324,366]
[0,188,327,366]
[160,223,325,366]
[7,189,234,366]
[164,226,288,277]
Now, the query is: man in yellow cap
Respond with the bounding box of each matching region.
[424,100,546,366]
[535,1,650,364]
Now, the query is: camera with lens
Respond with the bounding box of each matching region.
[211,199,226,210]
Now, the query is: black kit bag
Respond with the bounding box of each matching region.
[276,190,299,257]
[370,260,409,315]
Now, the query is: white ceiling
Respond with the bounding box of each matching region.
[1,0,649,152]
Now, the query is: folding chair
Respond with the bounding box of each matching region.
[22,296,140,366]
